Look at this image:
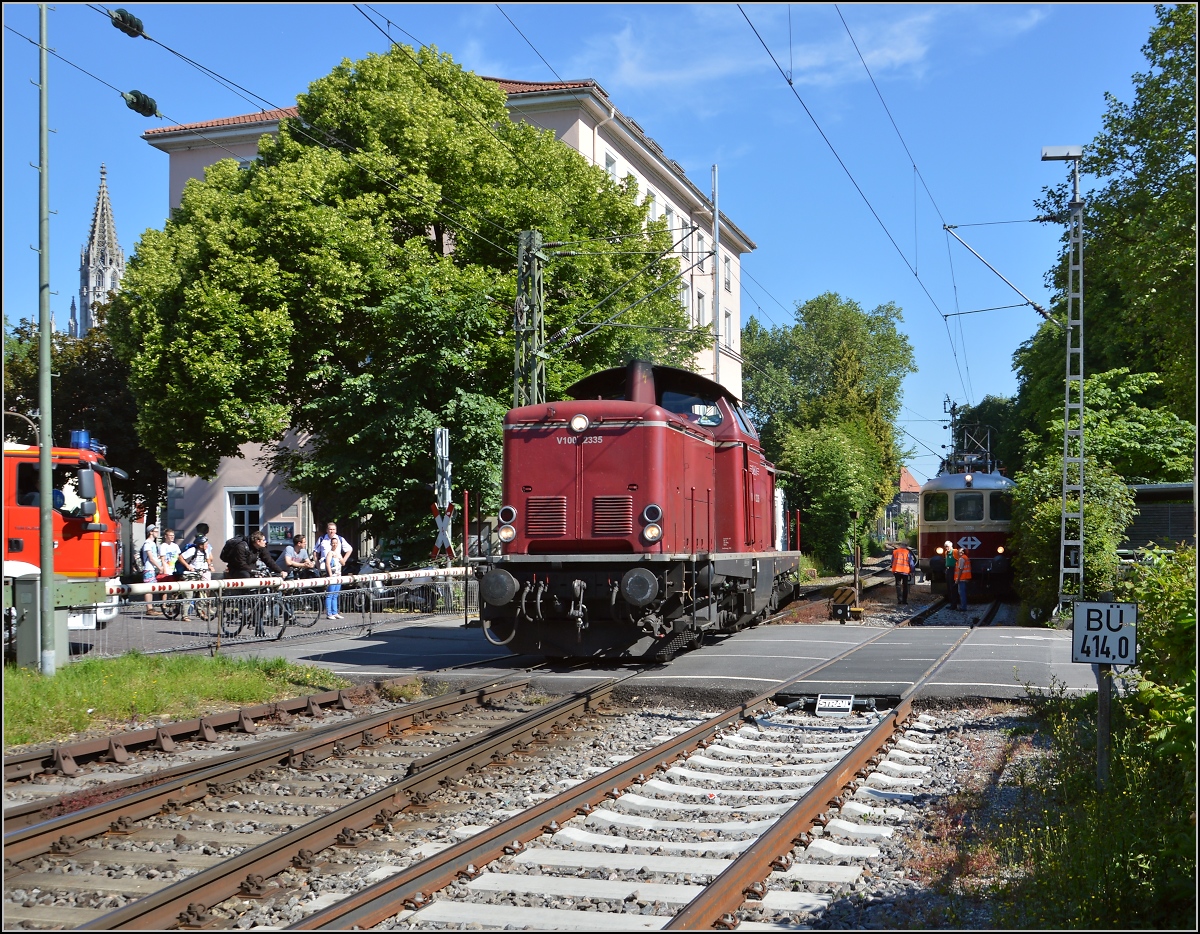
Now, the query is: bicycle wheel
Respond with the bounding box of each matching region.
[161,600,182,620]
[220,599,247,638]
[288,592,320,628]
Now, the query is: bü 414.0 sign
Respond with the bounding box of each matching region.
[1072,602,1138,665]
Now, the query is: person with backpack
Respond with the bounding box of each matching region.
[222,530,285,580]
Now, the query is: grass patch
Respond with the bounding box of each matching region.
[380,678,425,703]
[4,652,352,747]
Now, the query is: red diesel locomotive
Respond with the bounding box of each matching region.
[477,360,800,659]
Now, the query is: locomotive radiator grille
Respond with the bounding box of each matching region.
[525,496,568,536]
[592,496,634,535]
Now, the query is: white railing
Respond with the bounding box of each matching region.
[105,566,468,597]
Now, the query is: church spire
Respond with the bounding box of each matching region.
[79,163,124,334]
[69,297,78,338]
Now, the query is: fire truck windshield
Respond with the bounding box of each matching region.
[16,462,96,518]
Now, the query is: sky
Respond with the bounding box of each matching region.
[2,2,1160,482]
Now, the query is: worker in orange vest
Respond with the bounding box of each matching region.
[954,544,973,612]
[890,542,913,605]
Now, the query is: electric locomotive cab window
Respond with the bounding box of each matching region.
[660,390,723,427]
[990,492,1013,521]
[732,404,759,439]
[923,492,948,522]
[954,491,985,521]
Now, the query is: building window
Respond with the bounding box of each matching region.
[697,234,706,271]
[645,191,657,220]
[680,282,691,317]
[724,310,732,347]
[682,227,691,263]
[605,153,617,179]
[724,256,731,291]
[665,205,674,236]
[229,490,261,539]
[697,292,706,327]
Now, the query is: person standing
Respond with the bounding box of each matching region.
[890,541,913,605]
[320,528,349,619]
[954,544,973,612]
[314,522,353,569]
[943,541,957,609]
[140,525,165,615]
[158,529,183,580]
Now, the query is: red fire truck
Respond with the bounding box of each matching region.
[3,434,126,628]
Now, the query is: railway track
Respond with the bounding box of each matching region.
[5,599,1000,930]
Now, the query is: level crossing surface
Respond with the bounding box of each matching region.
[223,616,1100,703]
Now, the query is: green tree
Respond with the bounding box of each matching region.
[1026,4,1196,421]
[3,313,167,519]
[742,292,916,571]
[1009,456,1137,621]
[1022,368,1194,483]
[108,45,704,544]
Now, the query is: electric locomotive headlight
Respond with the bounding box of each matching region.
[498,505,517,525]
[964,473,974,487]
[643,523,663,543]
[996,545,1005,554]
[570,414,589,433]
[935,546,945,555]
[642,503,663,523]
[497,524,517,543]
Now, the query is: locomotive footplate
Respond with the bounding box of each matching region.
[476,552,802,660]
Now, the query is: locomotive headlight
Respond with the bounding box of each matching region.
[498,505,517,525]
[935,546,945,555]
[996,545,1005,554]
[642,503,663,523]
[570,414,590,433]
[498,524,517,543]
[964,473,974,487]
[643,523,663,543]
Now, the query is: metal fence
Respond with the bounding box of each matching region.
[18,568,479,662]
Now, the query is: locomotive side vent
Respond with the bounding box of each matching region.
[525,496,568,536]
[592,496,634,535]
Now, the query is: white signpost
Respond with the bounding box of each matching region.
[1071,602,1138,665]
[1071,601,1138,789]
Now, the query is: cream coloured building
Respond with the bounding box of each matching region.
[143,77,755,552]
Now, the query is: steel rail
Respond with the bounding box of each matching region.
[3,677,528,856]
[665,625,974,929]
[81,677,625,931]
[285,625,925,930]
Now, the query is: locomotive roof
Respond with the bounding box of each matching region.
[921,471,1015,493]
[567,362,740,404]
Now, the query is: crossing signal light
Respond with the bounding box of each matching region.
[122,90,159,118]
[110,9,145,39]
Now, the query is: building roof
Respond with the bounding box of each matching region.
[899,466,921,494]
[143,106,298,137]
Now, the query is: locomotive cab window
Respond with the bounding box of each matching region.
[660,390,723,427]
[732,404,759,439]
[923,492,948,522]
[954,492,985,521]
[990,491,1013,521]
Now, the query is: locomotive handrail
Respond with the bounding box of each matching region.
[104,566,467,597]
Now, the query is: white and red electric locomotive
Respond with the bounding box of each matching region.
[916,423,1015,595]
[476,360,800,659]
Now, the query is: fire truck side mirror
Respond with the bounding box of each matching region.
[81,501,97,518]
[78,468,98,500]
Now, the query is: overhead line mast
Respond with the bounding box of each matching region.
[1042,146,1086,610]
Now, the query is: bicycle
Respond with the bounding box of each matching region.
[162,571,215,624]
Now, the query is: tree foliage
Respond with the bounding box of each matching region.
[108,45,704,543]
[742,292,916,570]
[3,313,168,518]
[1024,4,1196,422]
[1009,456,1137,620]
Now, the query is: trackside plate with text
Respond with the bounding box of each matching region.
[1072,602,1138,665]
[815,694,855,718]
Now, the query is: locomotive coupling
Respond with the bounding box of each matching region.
[480,568,520,607]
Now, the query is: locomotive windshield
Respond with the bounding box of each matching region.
[990,492,1013,520]
[923,492,948,522]
[659,390,723,427]
[954,492,985,521]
